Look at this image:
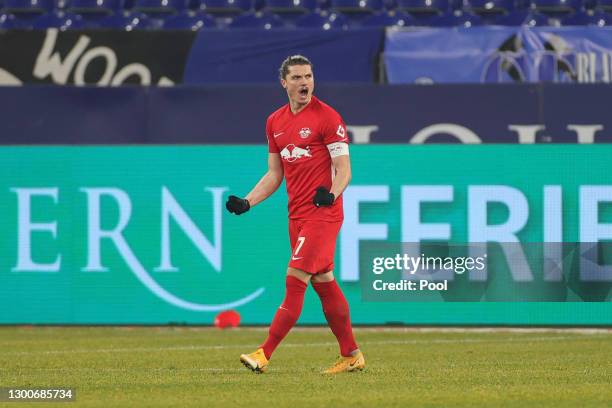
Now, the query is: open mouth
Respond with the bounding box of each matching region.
[299,88,309,97]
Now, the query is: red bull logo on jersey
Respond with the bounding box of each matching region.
[280,144,312,162]
[299,127,312,139]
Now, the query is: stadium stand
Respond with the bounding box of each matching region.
[429,8,483,26]
[1,0,612,26]
[532,0,583,17]
[163,9,217,29]
[495,8,550,24]
[361,9,416,26]
[561,7,611,24]
[199,0,253,16]
[295,9,349,28]
[261,0,315,25]
[132,0,188,28]
[68,0,119,28]
[0,0,53,28]
[228,10,285,27]
[264,0,317,14]
[467,0,514,24]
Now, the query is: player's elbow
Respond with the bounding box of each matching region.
[274,177,283,190]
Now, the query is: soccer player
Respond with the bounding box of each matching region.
[226,55,365,374]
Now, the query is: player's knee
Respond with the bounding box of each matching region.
[287,267,311,283]
[312,271,335,283]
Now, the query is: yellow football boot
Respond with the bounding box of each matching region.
[323,351,365,374]
[240,348,269,374]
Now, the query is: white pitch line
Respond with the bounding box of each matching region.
[236,327,612,334]
[0,367,306,373]
[7,327,611,334]
[0,367,263,373]
[2,335,608,357]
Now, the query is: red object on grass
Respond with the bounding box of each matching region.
[214,310,241,329]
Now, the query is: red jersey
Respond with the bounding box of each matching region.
[266,96,349,221]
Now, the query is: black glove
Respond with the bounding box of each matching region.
[226,195,250,215]
[313,187,335,207]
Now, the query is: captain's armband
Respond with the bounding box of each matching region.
[326,142,349,158]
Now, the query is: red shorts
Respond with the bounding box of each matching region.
[288,219,342,275]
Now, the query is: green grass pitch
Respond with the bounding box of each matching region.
[1,327,610,407]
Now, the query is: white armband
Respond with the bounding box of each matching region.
[327,142,349,158]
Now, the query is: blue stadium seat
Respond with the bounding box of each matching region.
[361,9,416,25]
[229,10,285,26]
[163,9,217,28]
[466,0,514,24]
[467,0,515,15]
[514,0,531,9]
[331,0,384,13]
[33,10,84,29]
[0,12,40,28]
[598,0,612,11]
[135,0,188,13]
[264,0,315,26]
[448,0,463,9]
[397,0,448,24]
[199,0,252,15]
[532,0,583,16]
[68,0,120,28]
[71,13,110,27]
[429,9,482,25]
[264,0,316,14]
[295,9,348,27]
[69,0,122,13]
[3,0,55,13]
[561,8,612,24]
[318,0,332,9]
[582,0,596,8]
[134,0,187,28]
[331,0,383,25]
[98,10,153,28]
[1,0,59,29]
[495,8,550,24]
[0,13,12,29]
[397,0,449,15]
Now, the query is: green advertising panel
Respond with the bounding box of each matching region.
[0,145,610,325]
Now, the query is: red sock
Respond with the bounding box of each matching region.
[261,275,307,359]
[312,280,358,357]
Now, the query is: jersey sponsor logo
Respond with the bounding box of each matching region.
[336,124,346,139]
[291,256,303,261]
[280,144,312,162]
[273,132,284,138]
[299,127,312,139]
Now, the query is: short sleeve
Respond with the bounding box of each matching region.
[322,109,349,146]
[266,116,279,153]
[322,108,349,158]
